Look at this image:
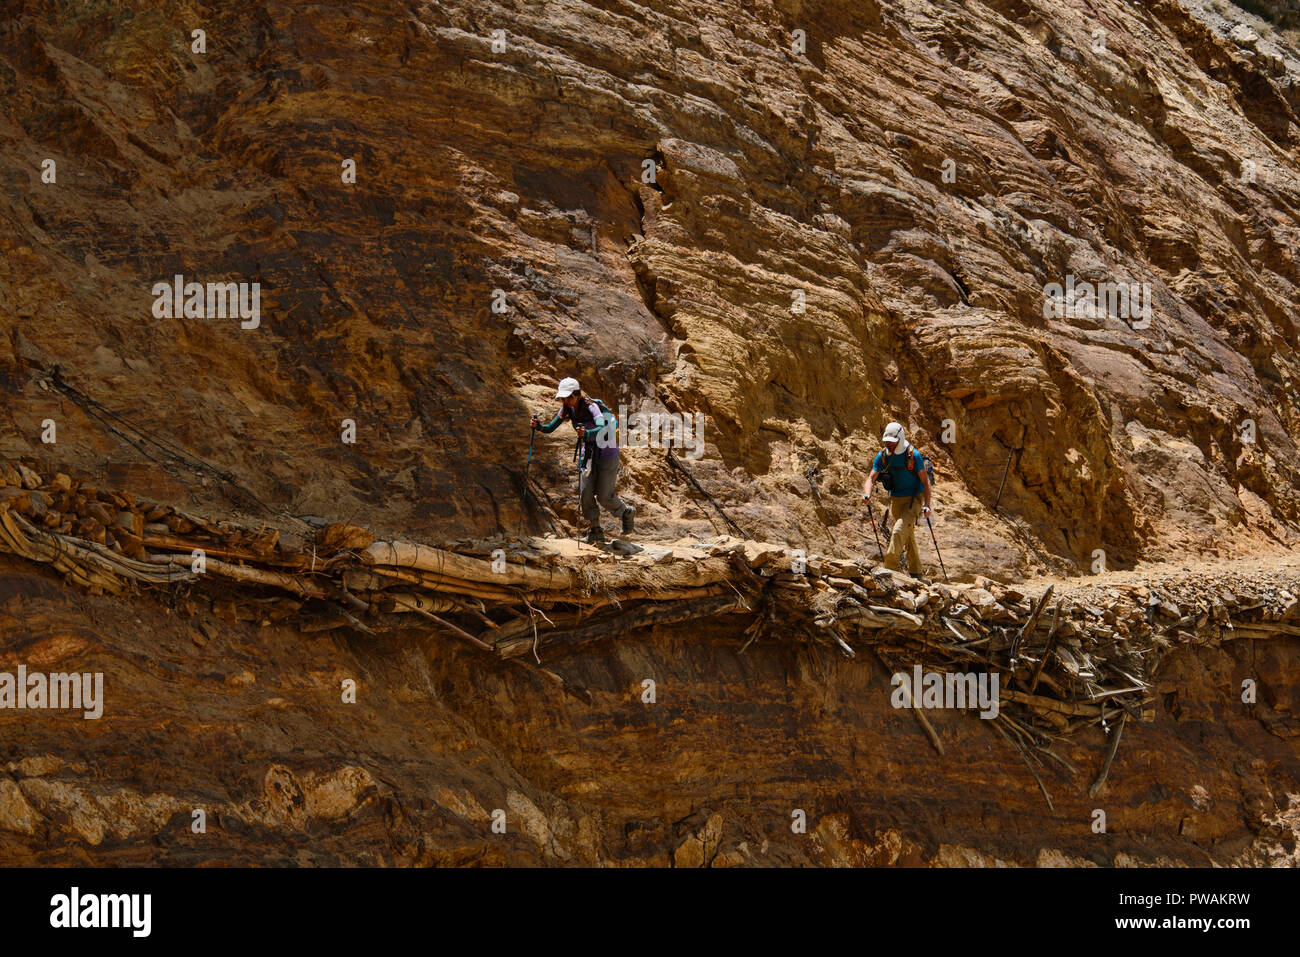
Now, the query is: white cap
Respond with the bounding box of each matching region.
[555,377,581,398]
[882,422,904,444]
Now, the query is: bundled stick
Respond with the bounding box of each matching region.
[2,459,1298,778]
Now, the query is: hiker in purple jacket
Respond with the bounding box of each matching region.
[532,377,635,543]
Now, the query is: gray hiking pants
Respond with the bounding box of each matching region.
[581,456,628,526]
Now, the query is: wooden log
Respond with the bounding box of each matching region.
[424,612,494,651]
[338,588,370,614]
[595,557,738,591]
[404,570,522,602]
[384,595,494,651]
[827,630,856,659]
[1088,713,1127,797]
[828,578,877,604]
[148,553,326,597]
[1036,707,1069,731]
[1009,586,1053,671]
[374,591,456,615]
[344,567,519,603]
[1084,685,1147,702]
[571,585,726,606]
[875,649,943,756]
[495,595,748,659]
[142,532,306,567]
[1001,689,1106,717]
[63,563,111,593]
[352,567,726,608]
[487,610,585,646]
[1027,597,1064,694]
[989,717,1053,811]
[837,604,924,630]
[344,567,423,589]
[364,540,575,591]
[1,510,186,586]
[364,540,737,593]
[772,580,811,591]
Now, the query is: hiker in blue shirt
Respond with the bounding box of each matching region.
[532,377,635,544]
[862,421,932,577]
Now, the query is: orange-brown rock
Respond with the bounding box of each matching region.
[1,0,1299,866]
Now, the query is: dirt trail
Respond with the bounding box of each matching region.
[1021,551,1300,595]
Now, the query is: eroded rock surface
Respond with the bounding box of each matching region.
[1,0,1299,865]
[2,0,1299,570]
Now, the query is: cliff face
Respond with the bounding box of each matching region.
[1,0,1299,865]
[2,537,1298,867]
[4,0,1300,570]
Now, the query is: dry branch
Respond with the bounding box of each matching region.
[4,460,1299,786]
[495,595,749,658]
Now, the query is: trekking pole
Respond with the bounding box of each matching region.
[574,434,584,518]
[517,421,536,537]
[865,499,884,560]
[524,422,536,488]
[925,513,949,582]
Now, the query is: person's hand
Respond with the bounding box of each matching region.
[922,505,931,517]
[530,415,540,430]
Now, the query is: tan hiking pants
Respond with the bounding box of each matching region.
[883,495,924,576]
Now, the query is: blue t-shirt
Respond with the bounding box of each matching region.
[873,448,925,498]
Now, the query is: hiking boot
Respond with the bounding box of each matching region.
[621,505,636,535]
[585,527,605,544]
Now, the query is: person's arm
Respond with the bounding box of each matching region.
[534,408,564,434]
[862,468,879,501]
[583,403,617,445]
[920,468,932,515]
[584,403,604,440]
